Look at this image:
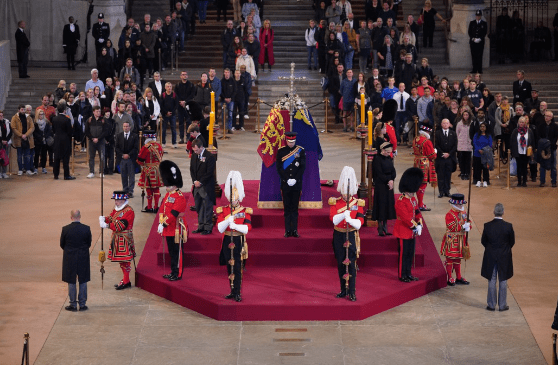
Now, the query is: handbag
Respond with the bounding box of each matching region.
[417,13,424,26]
[46,136,54,147]
[0,148,8,167]
[526,145,533,157]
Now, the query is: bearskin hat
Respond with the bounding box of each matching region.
[159,160,183,188]
[186,100,204,122]
[381,99,398,124]
[398,167,424,193]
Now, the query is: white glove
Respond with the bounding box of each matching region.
[157,223,164,234]
[347,217,362,230]
[99,216,105,226]
[343,211,351,220]
[463,222,471,232]
[474,38,481,43]
[434,148,438,154]
[100,221,108,229]
[416,224,423,236]
[234,224,249,234]
[228,216,235,224]
[287,179,296,186]
[393,150,398,157]
[230,222,237,230]
[332,213,345,225]
[217,219,229,234]
[99,38,104,43]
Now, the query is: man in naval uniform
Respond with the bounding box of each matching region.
[92,13,110,58]
[468,10,487,74]
[276,131,306,237]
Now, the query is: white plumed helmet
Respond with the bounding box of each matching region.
[224,170,245,202]
[337,166,358,196]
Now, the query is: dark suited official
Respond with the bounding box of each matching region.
[60,210,92,312]
[276,131,306,237]
[52,103,75,180]
[468,10,487,74]
[190,138,216,234]
[15,20,30,78]
[435,118,458,197]
[63,16,81,70]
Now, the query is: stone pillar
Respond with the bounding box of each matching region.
[88,0,127,67]
[448,2,490,70]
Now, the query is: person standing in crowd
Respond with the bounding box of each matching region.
[85,69,105,95]
[455,110,472,180]
[217,171,252,302]
[340,69,357,132]
[538,111,558,187]
[372,142,396,236]
[137,130,164,213]
[115,121,139,197]
[102,108,115,175]
[63,16,80,71]
[11,105,35,176]
[160,82,178,147]
[190,139,216,235]
[175,71,196,143]
[140,23,157,79]
[92,13,110,58]
[85,106,109,178]
[512,70,532,106]
[510,116,534,187]
[119,58,141,87]
[413,123,436,211]
[356,20,372,75]
[33,109,53,174]
[277,132,306,238]
[394,167,424,283]
[99,191,136,290]
[481,203,515,311]
[221,68,237,134]
[52,103,75,180]
[329,166,364,302]
[0,110,12,179]
[61,210,92,311]
[435,118,457,198]
[158,160,188,281]
[96,48,114,86]
[221,21,237,70]
[306,19,318,71]
[420,0,446,48]
[15,20,30,78]
[440,194,471,286]
[259,19,275,72]
[473,122,492,187]
[468,10,487,74]
[232,69,246,131]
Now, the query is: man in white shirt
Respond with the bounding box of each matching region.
[393,82,410,142]
[147,72,166,102]
[85,69,105,94]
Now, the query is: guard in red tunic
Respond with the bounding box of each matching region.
[157,160,188,281]
[329,166,365,302]
[382,99,398,155]
[137,130,164,213]
[99,191,136,290]
[440,193,471,286]
[413,123,437,211]
[394,167,424,283]
[216,171,252,302]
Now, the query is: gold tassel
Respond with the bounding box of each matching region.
[355,231,361,258]
[175,227,180,242]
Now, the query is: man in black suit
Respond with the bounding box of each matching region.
[63,16,81,70]
[468,10,487,74]
[52,103,75,180]
[147,71,166,103]
[190,138,216,234]
[276,132,306,237]
[481,203,515,312]
[512,70,532,106]
[115,121,139,197]
[435,118,457,197]
[328,64,345,124]
[92,13,110,57]
[60,209,92,311]
[15,20,30,78]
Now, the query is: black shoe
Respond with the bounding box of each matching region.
[314,67,318,70]
[308,66,312,70]
[79,305,88,311]
[419,206,431,212]
[447,280,455,286]
[64,176,76,180]
[162,273,172,279]
[408,275,419,281]
[142,208,153,213]
[189,206,196,211]
[553,183,557,188]
[192,228,204,234]
[54,176,59,180]
[178,139,185,144]
[455,278,470,285]
[169,275,182,281]
[522,182,527,187]
[348,294,357,302]
[65,305,77,312]
[115,282,132,290]
[378,230,385,237]
[284,231,291,238]
[540,183,546,187]
[128,193,134,198]
[499,306,509,311]
[201,230,212,235]
[438,193,444,198]
[399,277,411,283]
[235,294,242,302]
[551,322,558,331]
[486,306,495,311]
[291,230,299,238]
[336,291,347,298]
[225,292,235,299]
[444,192,450,197]
[531,177,536,182]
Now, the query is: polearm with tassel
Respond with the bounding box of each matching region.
[99,153,106,289]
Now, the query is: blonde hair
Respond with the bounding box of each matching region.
[58,80,66,88]
[114,90,124,102]
[143,87,154,99]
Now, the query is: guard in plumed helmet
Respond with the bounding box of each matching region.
[440,193,471,286]
[158,160,188,281]
[329,166,365,302]
[216,171,252,302]
[137,130,164,213]
[99,191,136,290]
[394,167,424,283]
[382,99,398,154]
[277,131,306,238]
[413,122,437,211]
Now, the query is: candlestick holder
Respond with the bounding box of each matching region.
[364,148,377,227]
[357,123,368,198]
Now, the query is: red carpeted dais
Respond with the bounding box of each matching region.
[136,181,446,321]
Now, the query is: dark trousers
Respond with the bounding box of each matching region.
[473,156,489,183]
[166,235,182,277]
[120,158,135,194]
[221,235,243,294]
[18,49,28,77]
[436,157,453,194]
[233,101,245,129]
[516,154,529,184]
[177,107,190,140]
[281,189,301,233]
[53,150,70,178]
[398,238,415,278]
[458,151,471,176]
[216,6,228,21]
[194,187,214,231]
[333,230,357,294]
[470,41,484,73]
[66,53,75,69]
[34,144,48,169]
[423,27,434,47]
[528,158,537,181]
[553,296,558,328]
[88,139,105,173]
[105,143,114,173]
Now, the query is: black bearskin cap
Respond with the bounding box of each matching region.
[159,160,183,188]
[398,167,424,193]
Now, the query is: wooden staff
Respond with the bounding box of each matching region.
[496,140,501,179]
[413,115,419,140]
[99,151,106,289]
[254,98,261,133]
[71,137,75,175]
[465,150,473,247]
[433,122,437,204]
[219,104,230,140]
[324,98,329,133]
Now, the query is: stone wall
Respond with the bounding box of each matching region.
[0,41,12,110]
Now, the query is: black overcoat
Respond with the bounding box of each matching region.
[481,219,515,281]
[371,154,396,221]
[51,114,73,157]
[61,221,92,283]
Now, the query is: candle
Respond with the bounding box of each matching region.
[360,93,365,126]
[211,91,215,113]
[367,110,373,147]
[209,112,215,146]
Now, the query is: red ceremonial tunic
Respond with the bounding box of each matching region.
[393,194,423,239]
[105,204,136,262]
[328,196,365,231]
[159,189,188,237]
[216,206,253,234]
[440,207,468,259]
[137,141,164,189]
[385,123,398,152]
[413,134,437,184]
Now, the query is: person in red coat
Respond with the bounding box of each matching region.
[440,193,471,286]
[157,160,188,281]
[259,19,275,71]
[329,166,365,302]
[412,123,437,211]
[217,171,252,302]
[99,191,136,290]
[394,167,424,283]
[137,130,164,213]
[381,99,399,155]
